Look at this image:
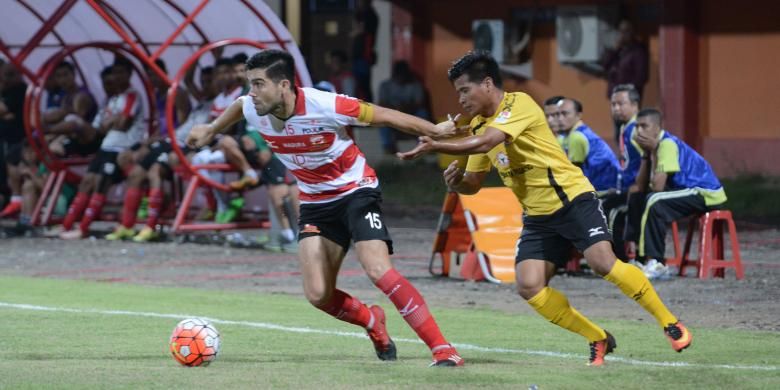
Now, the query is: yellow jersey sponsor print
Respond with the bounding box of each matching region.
[465,92,594,215]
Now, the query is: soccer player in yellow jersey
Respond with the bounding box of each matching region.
[399,51,692,366]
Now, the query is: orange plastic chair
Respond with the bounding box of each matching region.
[430,187,522,283]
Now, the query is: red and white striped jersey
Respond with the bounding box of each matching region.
[241,87,378,204]
[93,87,145,151]
[210,85,244,120]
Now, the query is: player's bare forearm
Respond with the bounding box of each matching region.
[370,105,437,137]
[450,171,485,195]
[432,135,497,155]
[636,158,651,192]
[208,99,244,135]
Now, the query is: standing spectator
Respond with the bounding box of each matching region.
[351,0,378,102]
[600,20,648,144]
[377,61,430,154]
[326,50,356,97]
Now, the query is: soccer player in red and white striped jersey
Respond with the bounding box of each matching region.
[188,50,464,367]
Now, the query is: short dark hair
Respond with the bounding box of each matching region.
[232,52,248,66]
[447,50,502,88]
[100,66,113,78]
[567,98,583,113]
[637,108,663,125]
[55,61,75,73]
[544,96,564,106]
[112,56,133,74]
[215,57,233,69]
[611,83,640,104]
[201,66,214,76]
[246,49,296,90]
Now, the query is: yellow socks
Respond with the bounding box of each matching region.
[527,287,607,343]
[604,260,678,327]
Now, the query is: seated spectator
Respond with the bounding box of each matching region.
[543,95,565,146]
[43,61,100,157]
[106,66,215,242]
[55,59,146,239]
[555,98,620,193]
[377,60,430,154]
[625,109,727,280]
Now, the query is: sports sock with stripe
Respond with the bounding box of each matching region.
[604,259,678,327]
[375,268,448,350]
[527,286,607,342]
[313,289,372,328]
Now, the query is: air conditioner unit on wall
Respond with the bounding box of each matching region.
[473,19,504,63]
[556,6,616,63]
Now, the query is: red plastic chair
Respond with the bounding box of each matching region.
[677,210,744,279]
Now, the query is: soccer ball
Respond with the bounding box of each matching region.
[169,318,221,367]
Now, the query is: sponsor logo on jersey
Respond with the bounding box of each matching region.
[301,224,321,234]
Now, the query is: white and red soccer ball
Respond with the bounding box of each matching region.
[169,318,220,367]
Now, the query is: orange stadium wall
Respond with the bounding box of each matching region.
[390,0,780,177]
[392,0,658,151]
[698,0,780,176]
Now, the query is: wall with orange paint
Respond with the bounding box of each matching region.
[412,0,659,148]
[699,0,780,140]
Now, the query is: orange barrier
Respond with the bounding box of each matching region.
[430,188,522,284]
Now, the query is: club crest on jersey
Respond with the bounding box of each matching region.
[496,152,510,168]
[494,110,511,124]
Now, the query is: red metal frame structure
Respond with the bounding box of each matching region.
[0,0,312,233]
[25,42,158,226]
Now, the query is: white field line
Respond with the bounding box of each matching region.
[0,301,777,371]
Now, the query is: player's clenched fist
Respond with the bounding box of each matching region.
[186,124,214,148]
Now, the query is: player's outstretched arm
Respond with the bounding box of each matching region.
[370,105,468,139]
[397,126,507,160]
[186,98,243,148]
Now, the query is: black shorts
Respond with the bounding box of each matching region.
[62,137,102,157]
[5,142,24,165]
[516,192,612,268]
[139,140,172,169]
[139,141,191,170]
[86,150,124,184]
[261,156,293,185]
[298,188,393,254]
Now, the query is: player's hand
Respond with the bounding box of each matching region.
[396,136,436,160]
[431,114,470,139]
[635,129,658,152]
[186,124,214,148]
[443,160,465,188]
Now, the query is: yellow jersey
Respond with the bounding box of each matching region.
[465,92,594,216]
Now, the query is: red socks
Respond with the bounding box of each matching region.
[63,192,90,230]
[375,268,448,349]
[78,193,106,233]
[146,188,164,228]
[121,187,143,228]
[314,289,372,328]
